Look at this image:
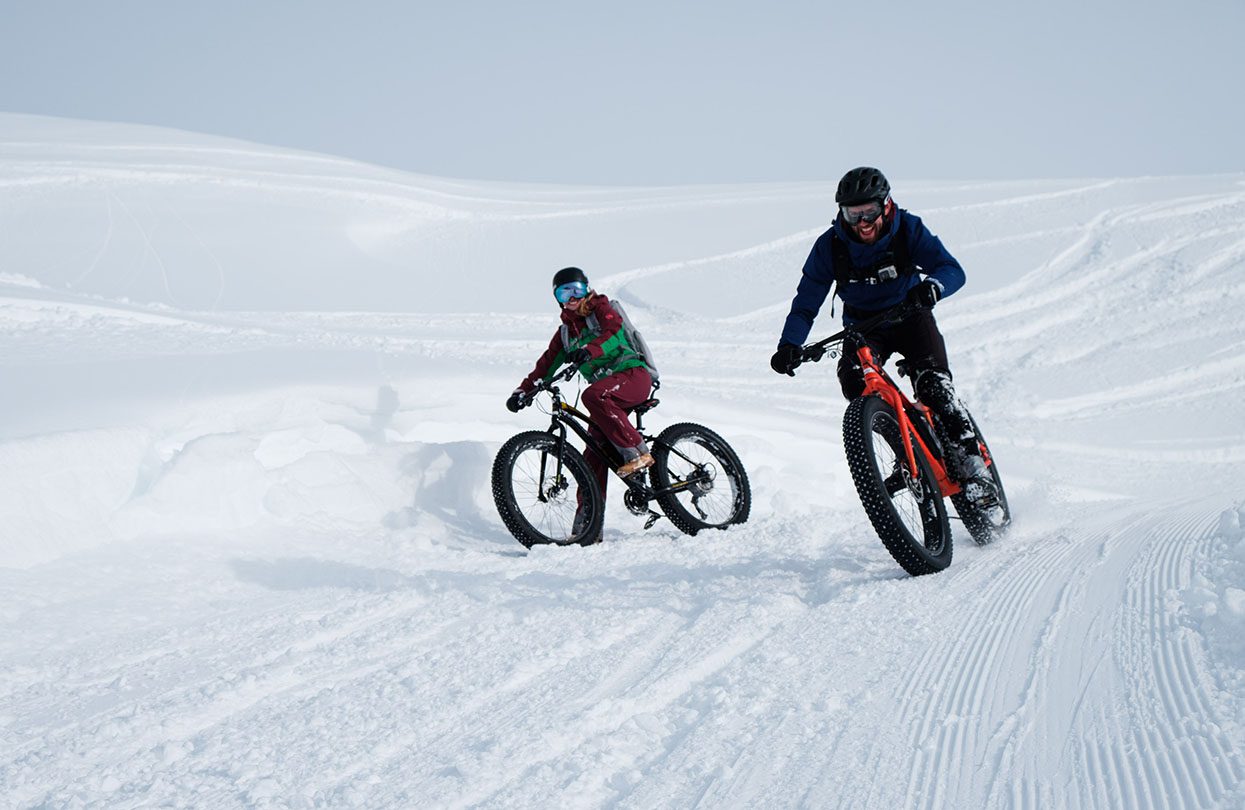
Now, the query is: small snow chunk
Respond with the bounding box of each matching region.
[1223,587,1245,616]
[1217,508,1243,541]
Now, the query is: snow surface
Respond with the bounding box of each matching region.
[2,113,1244,808]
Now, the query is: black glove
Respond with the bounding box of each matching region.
[770,343,803,376]
[567,348,592,366]
[505,390,528,412]
[906,279,942,309]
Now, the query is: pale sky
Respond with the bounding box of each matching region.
[1,0,1242,185]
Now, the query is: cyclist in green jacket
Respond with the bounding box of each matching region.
[507,267,656,509]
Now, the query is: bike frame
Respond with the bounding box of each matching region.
[804,304,972,499]
[855,344,961,498]
[528,369,708,507]
[548,397,635,473]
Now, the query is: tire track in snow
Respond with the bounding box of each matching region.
[1108,510,1244,807]
[3,590,450,807]
[307,605,681,802]
[898,527,1095,809]
[988,507,1244,809]
[437,597,801,809]
[826,506,1236,809]
[805,528,1091,810]
[995,510,1200,808]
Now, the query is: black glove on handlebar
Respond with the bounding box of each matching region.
[567,347,592,366]
[505,391,527,412]
[770,343,803,376]
[906,279,942,309]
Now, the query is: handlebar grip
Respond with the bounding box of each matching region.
[803,345,827,363]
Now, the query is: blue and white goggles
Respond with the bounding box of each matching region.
[554,281,589,304]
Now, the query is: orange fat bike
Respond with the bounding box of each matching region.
[802,304,1011,575]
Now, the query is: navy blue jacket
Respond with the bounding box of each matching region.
[778,207,965,347]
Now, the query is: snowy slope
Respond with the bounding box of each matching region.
[2,114,1244,808]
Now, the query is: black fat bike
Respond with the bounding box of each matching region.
[492,366,751,548]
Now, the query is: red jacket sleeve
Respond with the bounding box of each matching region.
[517,331,564,393]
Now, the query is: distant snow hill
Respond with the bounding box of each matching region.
[2,114,1243,808]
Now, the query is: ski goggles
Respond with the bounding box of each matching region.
[840,200,885,225]
[554,281,589,304]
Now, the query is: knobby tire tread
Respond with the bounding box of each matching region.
[650,422,751,537]
[491,431,603,548]
[949,412,1012,546]
[843,396,952,576]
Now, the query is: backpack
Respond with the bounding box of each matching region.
[559,298,661,383]
[611,300,660,382]
[828,224,915,286]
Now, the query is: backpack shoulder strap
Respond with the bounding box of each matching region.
[831,219,916,283]
[830,231,852,284]
[892,219,913,274]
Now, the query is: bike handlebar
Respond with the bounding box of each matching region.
[517,363,583,406]
[800,302,920,363]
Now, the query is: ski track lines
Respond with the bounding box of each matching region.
[4,589,445,806]
[900,525,1088,810]
[4,562,799,807]
[826,506,1243,809]
[430,593,800,808]
[1095,511,1244,808]
[948,195,1245,343]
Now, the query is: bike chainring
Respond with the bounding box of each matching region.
[623,488,650,516]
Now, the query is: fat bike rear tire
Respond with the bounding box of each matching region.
[949,412,1012,546]
[650,422,751,536]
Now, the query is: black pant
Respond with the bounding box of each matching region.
[836,308,978,465]
[836,307,949,399]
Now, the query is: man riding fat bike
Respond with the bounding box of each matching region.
[770,166,995,504]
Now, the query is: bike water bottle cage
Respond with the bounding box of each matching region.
[554,281,589,304]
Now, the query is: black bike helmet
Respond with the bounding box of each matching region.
[835,167,890,206]
[552,266,589,289]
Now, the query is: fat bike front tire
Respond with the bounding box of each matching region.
[650,422,751,536]
[843,396,952,576]
[491,431,604,548]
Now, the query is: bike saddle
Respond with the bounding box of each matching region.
[632,398,661,417]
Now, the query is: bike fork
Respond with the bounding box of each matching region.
[537,426,571,503]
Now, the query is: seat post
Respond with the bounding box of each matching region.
[633,384,660,433]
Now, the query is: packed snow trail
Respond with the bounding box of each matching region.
[2,117,1244,807]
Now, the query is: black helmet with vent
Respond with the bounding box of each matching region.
[835,167,890,206]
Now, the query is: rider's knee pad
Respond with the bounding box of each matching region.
[914,368,975,444]
[837,362,865,400]
[913,368,956,409]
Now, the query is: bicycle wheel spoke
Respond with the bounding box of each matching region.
[511,446,579,541]
[650,422,750,535]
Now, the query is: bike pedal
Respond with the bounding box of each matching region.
[643,512,664,530]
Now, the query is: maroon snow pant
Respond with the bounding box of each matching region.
[581,366,653,498]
